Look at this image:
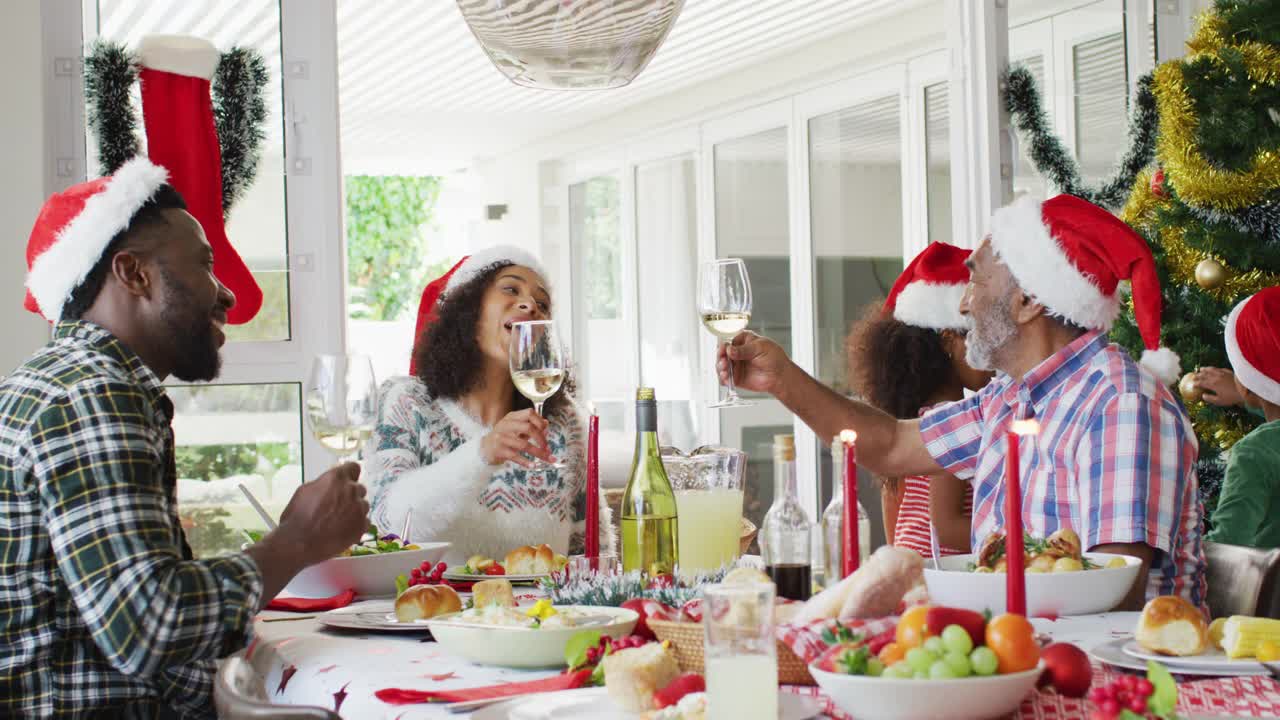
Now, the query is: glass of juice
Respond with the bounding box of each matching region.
[703,582,778,720]
[663,446,745,577]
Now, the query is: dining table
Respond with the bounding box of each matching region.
[248,601,1280,720]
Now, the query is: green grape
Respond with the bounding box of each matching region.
[884,661,914,679]
[906,647,938,673]
[970,646,999,676]
[943,651,972,677]
[929,660,958,679]
[923,637,946,655]
[941,625,974,655]
[866,658,885,677]
[913,670,929,679]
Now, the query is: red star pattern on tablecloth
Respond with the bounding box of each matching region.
[275,665,297,694]
[333,682,351,713]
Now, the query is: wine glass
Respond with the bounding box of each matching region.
[698,258,754,408]
[509,320,565,468]
[305,354,378,464]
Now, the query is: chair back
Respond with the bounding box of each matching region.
[1203,541,1280,619]
[214,653,342,719]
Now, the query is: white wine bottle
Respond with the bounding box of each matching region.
[621,388,679,577]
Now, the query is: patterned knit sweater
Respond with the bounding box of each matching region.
[364,377,615,565]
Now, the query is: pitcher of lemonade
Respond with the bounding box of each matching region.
[661,446,746,577]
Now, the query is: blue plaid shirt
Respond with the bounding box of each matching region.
[0,322,264,718]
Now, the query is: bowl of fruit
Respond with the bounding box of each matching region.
[282,525,450,598]
[810,607,1048,720]
[923,529,1140,617]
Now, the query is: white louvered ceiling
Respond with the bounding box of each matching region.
[335,0,933,174]
[95,1,933,175]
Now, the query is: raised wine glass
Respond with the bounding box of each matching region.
[509,320,565,468]
[698,258,754,408]
[305,354,378,464]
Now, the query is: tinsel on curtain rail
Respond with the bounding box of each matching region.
[82,40,268,218]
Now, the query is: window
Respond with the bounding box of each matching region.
[636,155,700,451]
[170,384,302,557]
[923,82,952,244]
[1073,32,1128,184]
[1011,55,1049,199]
[90,0,291,344]
[713,127,793,546]
[809,96,905,550]
[569,176,627,430]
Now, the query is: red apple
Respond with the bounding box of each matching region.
[924,606,987,648]
[1040,643,1092,698]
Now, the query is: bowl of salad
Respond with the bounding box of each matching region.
[923,529,1139,617]
[279,525,450,599]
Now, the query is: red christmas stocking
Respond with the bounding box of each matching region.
[138,38,263,325]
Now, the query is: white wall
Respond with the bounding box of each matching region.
[0,0,53,374]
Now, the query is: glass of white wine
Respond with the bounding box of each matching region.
[509,320,565,468]
[305,354,378,464]
[698,258,754,408]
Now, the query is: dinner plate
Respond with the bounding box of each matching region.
[443,570,549,584]
[1090,638,1269,677]
[1122,640,1277,674]
[471,687,822,720]
[316,601,435,634]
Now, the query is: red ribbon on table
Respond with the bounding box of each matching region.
[585,411,600,557]
[374,668,593,705]
[265,589,356,612]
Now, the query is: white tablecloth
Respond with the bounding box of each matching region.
[248,604,1142,719]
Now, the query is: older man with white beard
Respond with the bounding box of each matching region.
[721,194,1207,611]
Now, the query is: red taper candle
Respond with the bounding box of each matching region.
[840,429,859,577]
[1004,419,1039,616]
[585,410,600,557]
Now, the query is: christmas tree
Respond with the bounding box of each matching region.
[1003,0,1280,521]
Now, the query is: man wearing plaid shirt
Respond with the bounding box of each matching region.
[720,195,1207,611]
[1,157,371,717]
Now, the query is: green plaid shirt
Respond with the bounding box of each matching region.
[0,322,264,719]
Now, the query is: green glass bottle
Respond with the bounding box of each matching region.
[620,387,679,577]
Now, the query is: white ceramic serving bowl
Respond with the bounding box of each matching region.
[810,664,1044,720]
[283,542,450,598]
[923,552,1140,617]
[426,606,638,668]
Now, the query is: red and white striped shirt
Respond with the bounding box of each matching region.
[893,475,973,557]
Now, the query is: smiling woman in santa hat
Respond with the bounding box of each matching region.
[846,242,993,557]
[363,247,614,565]
[1205,286,1280,549]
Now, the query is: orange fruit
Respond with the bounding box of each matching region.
[878,641,906,665]
[985,613,1040,674]
[895,605,933,650]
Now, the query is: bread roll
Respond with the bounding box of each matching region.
[472,578,515,609]
[1135,595,1208,657]
[393,584,461,622]
[602,642,680,712]
[505,543,563,574]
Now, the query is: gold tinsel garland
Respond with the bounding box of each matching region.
[1152,13,1280,211]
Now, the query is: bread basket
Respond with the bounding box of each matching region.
[648,618,814,686]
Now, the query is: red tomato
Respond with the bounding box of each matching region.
[483,564,506,576]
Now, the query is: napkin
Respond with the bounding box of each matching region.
[265,589,356,612]
[374,668,593,705]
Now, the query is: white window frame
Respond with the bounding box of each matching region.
[906,50,951,254]
[43,0,346,478]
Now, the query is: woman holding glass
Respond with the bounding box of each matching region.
[364,247,614,564]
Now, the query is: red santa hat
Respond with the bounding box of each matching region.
[408,246,549,375]
[1224,286,1280,406]
[988,193,1181,385]
[24,156,170,322]
[883,242,972,331]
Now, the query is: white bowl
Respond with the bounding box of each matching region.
[810,664,1043,720]
[923,552,1140,617]
[283,543,450,598]
[426,606,638,668]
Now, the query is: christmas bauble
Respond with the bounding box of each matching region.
[1195,258,1227,289]
[1150,168,1166,198]
[1179,372,1203,403]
